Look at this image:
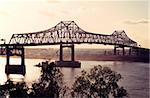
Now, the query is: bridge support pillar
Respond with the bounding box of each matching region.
[114,45,125,56]
[5,45,25,76]
[59,43,75,61]
[22,47,25,66]
[129,48,131,55]
[114,46,121,55]
[122,47,125,55]
[6,46,10,66]
[60,44,63,61]
[56,43,80,67]
[114,46,117,55]
[71,44,75,61]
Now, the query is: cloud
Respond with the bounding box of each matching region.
[124,20,149,24]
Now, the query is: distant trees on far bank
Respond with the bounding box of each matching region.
[0,62,127,98]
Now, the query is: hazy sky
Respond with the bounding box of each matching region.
[0,0,149,48]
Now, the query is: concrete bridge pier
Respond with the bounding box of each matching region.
[114,46,117,55]
[55,43,80,67]
[122,46,125,55]
[59,43,75,61]
[5,45,26,76]
[128,48,132,55]
[114,45,125,55]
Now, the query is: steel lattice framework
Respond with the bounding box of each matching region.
[9,21,137,47]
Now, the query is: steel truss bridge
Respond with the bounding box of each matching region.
[9,21,137,47]
[1,21,146,75]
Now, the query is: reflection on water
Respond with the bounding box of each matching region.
[0,57,149,98]
[8,74,24,82]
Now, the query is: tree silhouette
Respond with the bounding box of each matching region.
[0,79,28,98]
[71,65,127,98]
[29,61,65,98]
[0,63,127,98]
[9,82,28,98]
[0,62,66,98]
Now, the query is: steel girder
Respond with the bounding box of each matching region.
[9,21,137,47]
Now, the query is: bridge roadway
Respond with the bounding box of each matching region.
[0,21,144,76]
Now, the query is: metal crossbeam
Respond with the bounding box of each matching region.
[8,21,137,47]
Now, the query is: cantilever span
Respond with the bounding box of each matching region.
[9,21,137,47]
[1,21,147,76]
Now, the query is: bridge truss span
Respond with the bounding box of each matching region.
[9,21,137,47]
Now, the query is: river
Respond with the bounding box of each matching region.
[0,57,149,98]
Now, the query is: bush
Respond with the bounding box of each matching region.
[72,65,127,98]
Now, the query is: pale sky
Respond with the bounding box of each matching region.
[0,0,149,48]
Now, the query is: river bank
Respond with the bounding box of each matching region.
[25,55,149,63]
[24,48,149,63]
[1,48,149,63]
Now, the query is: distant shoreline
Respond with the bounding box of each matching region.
[0,55,149,63]
[25,55,149,63]
[0,48,149,63]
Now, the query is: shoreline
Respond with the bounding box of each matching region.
[25,55,150,63]
[1,55,149,63]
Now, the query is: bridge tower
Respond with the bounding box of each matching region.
[5,45,26,76]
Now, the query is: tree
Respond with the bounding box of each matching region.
[0,62,127,98]
[9,82,28,98]
[0,61,67,98]
[0,79,28,98]
[72,65,127,98]
[29,61,66,98]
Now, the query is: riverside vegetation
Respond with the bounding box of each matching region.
[0,62,127,98]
